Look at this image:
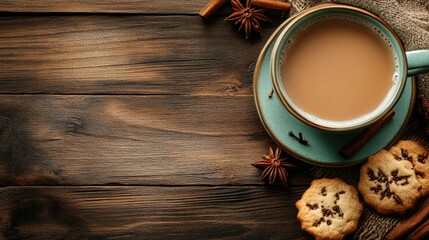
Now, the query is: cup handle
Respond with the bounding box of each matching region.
[406,50,429,76]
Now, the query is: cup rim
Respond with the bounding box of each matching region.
[271,4,407,132]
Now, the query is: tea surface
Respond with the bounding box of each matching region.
[282,18,395,121]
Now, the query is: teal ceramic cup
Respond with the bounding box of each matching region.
[271,4,429,132]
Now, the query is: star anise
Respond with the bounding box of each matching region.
[251,146,298,187]
[225,0,271,39]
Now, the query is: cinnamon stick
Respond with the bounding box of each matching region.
[408,219,429,240]
[386,197,429,240]
[199,0,229,20]
[339,110,395,159]
[253,0,291,11]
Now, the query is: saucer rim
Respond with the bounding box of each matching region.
[253,13,416,167]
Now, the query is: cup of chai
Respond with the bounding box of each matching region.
[271,4,429,132]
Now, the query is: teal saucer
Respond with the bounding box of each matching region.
[253,18,415,167]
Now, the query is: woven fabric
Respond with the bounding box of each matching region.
[289,0,429,239]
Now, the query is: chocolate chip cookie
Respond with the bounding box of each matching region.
[389,140,429,195]
[296,178,363,240]
[358,150,422,215]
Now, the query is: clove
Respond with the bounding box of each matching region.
[268,88,274,98]
[289,131,308,145]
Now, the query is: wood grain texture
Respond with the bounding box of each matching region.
[0,15,282,95]
[0,186,311,239]
[0,95,312,186]
[0,0,210,13]
[0,3,312,240]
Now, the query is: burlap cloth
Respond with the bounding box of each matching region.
[288,0,429,239]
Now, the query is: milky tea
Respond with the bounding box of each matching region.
[281,17,398,122]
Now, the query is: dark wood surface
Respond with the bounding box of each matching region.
[0,0,208,13]
[0,1,315,239]
[0,186,310,239]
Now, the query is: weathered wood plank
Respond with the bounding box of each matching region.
[0,95,312,186]
[0,15,281,95]
[0,186,311,239]
[0,0,211,14]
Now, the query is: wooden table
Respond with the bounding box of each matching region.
[0,1,314,239]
